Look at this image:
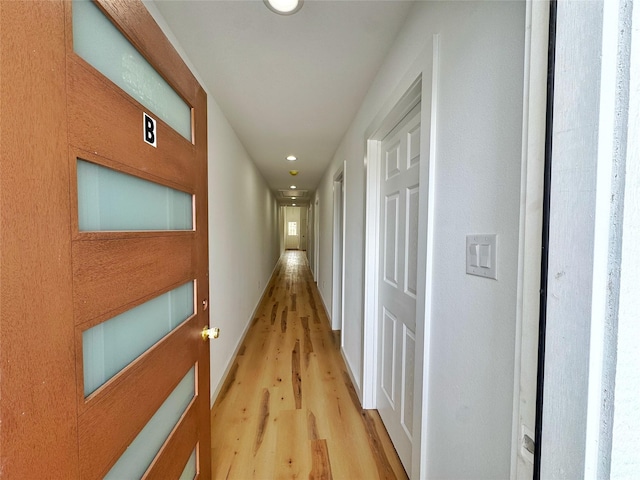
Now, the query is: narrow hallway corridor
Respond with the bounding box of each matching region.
[210,251,408,479]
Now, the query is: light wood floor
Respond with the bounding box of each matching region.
[210,250,408,479]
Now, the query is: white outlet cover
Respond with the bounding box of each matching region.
[466,234,497,279]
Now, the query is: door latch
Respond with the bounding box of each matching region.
[201,326,220,341]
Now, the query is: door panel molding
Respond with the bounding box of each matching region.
[72,235,195,324]
[67,59,197,190]
[78,317,199,478]
[143,402,199,480]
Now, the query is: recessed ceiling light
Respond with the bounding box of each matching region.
[290,185,297,189]
[264,0,303,15]
[292,203,297,206]
[286,155,297,161]
[289,170,298,176]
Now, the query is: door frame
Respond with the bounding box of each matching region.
[314,196,320,281]
[332,164,346,331]
[362,36,439,479]
[1,3,79,475]
[285,206,301,250]
[510,0,550,477]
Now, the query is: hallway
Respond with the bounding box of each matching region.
[210,251,407,479]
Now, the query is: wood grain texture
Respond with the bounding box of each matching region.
[0,2,79,477]
[210,252,408,479]
[73,235,194,324]
[67,58,196,190]
[310,440,333,480]
[292,339,302,409]
[193,66,212,480]
[271,301,279,325]
[301,316,314,366]
[254,389,271,455]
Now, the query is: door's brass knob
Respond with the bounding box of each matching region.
[201,326,220,341]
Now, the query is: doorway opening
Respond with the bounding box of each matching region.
[284,206,305,250]
[332,167,345,331]
[363,73,430,478]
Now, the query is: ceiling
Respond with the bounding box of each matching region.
[152,0,414,205]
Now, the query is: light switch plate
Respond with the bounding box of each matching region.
[466,234,497,279]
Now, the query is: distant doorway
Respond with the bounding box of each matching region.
[284,206,301,250]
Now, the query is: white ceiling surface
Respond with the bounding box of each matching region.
[152,0,414,201]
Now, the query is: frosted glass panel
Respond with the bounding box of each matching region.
[77,160,192,231]
[83,282,194,396]
[72,0,191,140]
[105,367,195,479]
[179,449,197,480]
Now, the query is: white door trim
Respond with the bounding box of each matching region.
[510,1,549,476]
[362,35,439,479]
[332,165,345,331]
[314,196,319,281]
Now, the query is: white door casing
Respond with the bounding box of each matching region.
[363,36,437,479]
[314,196,320,281]
[332,167,345,331]
[511,1,549,476]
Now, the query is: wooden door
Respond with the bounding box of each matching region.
[0,1,211,478]
[376,103,421,472]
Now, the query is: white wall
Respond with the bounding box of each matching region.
[206,97,281,400]
[611,2,640,475]
[145,1,281,404]
[315,1,526,477]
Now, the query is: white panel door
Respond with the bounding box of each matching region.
[377,104,421,472]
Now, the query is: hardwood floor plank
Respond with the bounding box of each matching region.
[310,439,333,480]
[301,316,314,367]
[253,389,270,455]
[281,306,289,333]
[292,339,302,409]
[307,409,319,441]
[275,409,310,480]
[211,251,407,480]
